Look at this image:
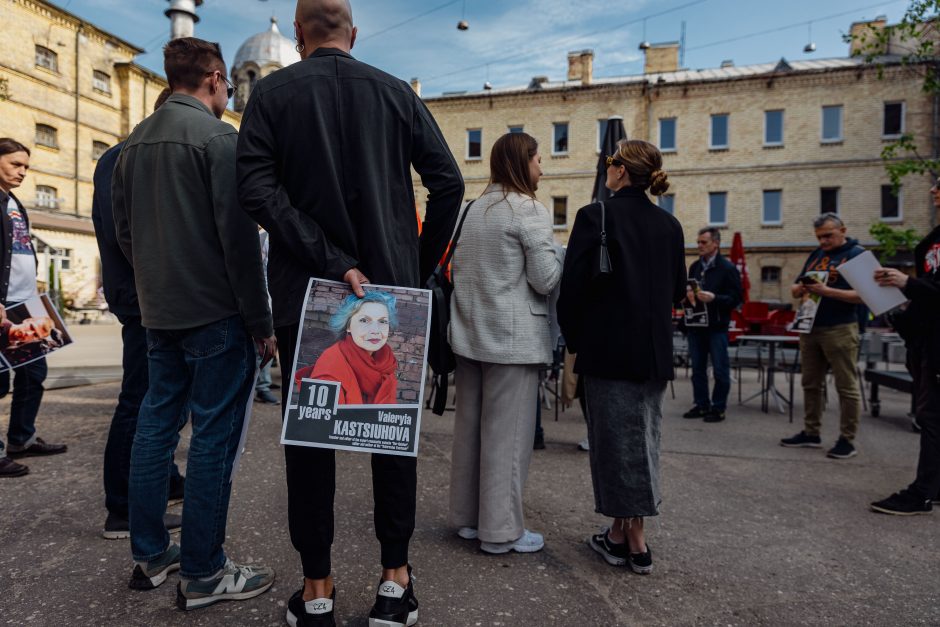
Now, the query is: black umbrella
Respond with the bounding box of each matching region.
[591,116,627,203]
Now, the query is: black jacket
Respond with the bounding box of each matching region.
[687,252,742,330]
[0,190,37,304]
[236,48,464,327]
[557,187,687,382]
[91,142,138,317]
[895,224,940,370]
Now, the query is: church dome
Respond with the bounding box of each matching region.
[232,17,300,71]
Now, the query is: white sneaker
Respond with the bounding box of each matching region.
[457,527,478,540]
[480,529,544,554]
[577,438,590,451]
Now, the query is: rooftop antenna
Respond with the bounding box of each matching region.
[679,20,686,67]
[457,0,469,31]
[638,18,650,50]
[804,22,816,53]
[483,63,492,90]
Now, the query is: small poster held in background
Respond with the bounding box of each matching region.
[0,293,72,372]
[791,271,829,334]
[280,278,432,457]
[683,279,709,327]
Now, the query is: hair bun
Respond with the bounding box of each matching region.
[649,169,670,196]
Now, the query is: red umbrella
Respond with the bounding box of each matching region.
[729,231,750,303]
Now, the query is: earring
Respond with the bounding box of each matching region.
[295,42,305,53]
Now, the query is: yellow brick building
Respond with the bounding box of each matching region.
[414,19,937,303]
[0,0,240,309]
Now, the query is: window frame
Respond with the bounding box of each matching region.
[820,187,840,215]
[35,184,59,210]
[761,189,783,226]
[709,113,730,150]
[761,266,781,283]
[880,184,903,222]
[508,125,524,134]
[92,70,111,94]
[92,140,110,161]
[466,128,482,160]
[35,45,58,73]
[552,122,569,156]
[707,191,728,226]
[552,196,568,230]
[596,119,608,153]
[658,117,677,153]
[658,194,675,214]
[882,101,905,139]
[763,109,784,147]
[821,105,843,143]
[35,123,59,149]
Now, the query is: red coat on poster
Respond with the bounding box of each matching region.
[295,335,398,405]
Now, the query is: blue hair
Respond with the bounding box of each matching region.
[328,291,399,334]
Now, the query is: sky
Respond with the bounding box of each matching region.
[57,0,913,97]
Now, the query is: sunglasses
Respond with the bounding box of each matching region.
[205,71,235,99]
[605,155,625,168]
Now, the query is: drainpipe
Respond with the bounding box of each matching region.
[74,22,82,217]
[932,61,939,229]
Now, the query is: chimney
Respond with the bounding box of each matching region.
[166,0,203,40]
[528,76,549,90]
[410,78,421,97]
[849,16,887,56]
[567,49,594,85]
[643,42,680,74]
[720,59,734,68]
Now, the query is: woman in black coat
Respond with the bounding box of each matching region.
[557,139,686,574]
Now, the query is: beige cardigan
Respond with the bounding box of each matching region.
[448,186,564,365]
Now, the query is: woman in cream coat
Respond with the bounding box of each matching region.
[448,132,564,554]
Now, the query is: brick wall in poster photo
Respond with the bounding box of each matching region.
[296,281,429,404]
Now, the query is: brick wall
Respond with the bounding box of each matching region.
[295,281,430,405]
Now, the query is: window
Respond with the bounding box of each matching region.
[56,248,72,271]
[658,194,675,214]
[552,196,567,228]
[820,187,840,214]
[35,45,58,72]
[709,114,729,149]
[821,105,843,142]
[708,192,727,225]
[761,266,781,283]
[762,190,782,225]
[764,110,784,146]
[552,122,569,155]
[92,70,111,93]
[508,125,524,134]
[597,119,608,152]
[92,141,110,160]
[35,185,59,210]
[881,185,902,221]
[883,102,904,137]
[659,118,676,152]
[466,129,482,159]
[35,124,58,149]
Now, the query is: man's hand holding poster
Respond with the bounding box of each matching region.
[792,271,828,333]
[0,293,71,372]
[280,278,432,457]
[683,279,709,327]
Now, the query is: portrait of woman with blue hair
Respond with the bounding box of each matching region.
[294,291,400,404]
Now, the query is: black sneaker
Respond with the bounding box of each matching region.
[533,432,545,450]
[368,566,418,627]
[103,512,182,540]
[703,409,726,423]
[780,431,822,448]
[682,406,709,419]
[627,544,653,575]
[286,588,336,627]
[870,490,933,516]
[826,437,857,459]
[129,542,181,590]
[588,528,628,567]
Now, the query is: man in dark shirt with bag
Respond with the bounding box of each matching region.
[236,1,462,625]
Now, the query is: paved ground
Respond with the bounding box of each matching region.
[1,362,938,626]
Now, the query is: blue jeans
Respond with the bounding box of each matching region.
[103,314,184,519]
[129,315,255,578]
[0,357,47,455]
[688,329,731,412]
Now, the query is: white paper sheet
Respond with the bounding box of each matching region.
[837,250,909,316]
[230,367,260,482]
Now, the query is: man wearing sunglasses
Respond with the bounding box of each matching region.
[112,37,276,610]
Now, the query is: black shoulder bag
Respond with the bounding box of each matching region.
[425,201,473,415]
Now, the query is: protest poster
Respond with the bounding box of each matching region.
[280,278,432,457]
[791,271,828,333]
[837,250,908,316]
[0,293,72,372]
[683,279,709,327]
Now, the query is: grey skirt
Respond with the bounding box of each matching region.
[583,376,666,518]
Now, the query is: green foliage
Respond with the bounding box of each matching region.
[847,1,940,189]
[869,222,922,262]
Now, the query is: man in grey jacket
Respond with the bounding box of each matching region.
[112,37,276,610]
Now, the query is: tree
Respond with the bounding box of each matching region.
[848,2,940,190]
